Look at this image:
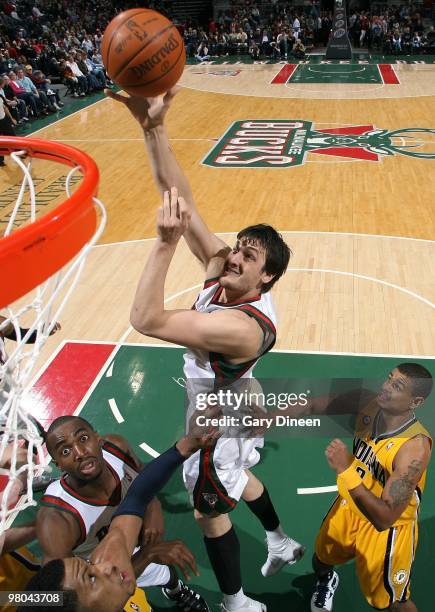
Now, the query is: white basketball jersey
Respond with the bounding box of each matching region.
[41,442,139,559]
[182,280,277,508]
[184,278,277,388]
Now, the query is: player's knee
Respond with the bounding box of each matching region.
[194,508,221,522]
[194,509,231,537]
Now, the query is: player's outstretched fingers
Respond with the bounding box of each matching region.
[171,540,199,581]
[162,190,171,224]
[170,186,179,219]
[178,196,191,229]
[325,441,336,458]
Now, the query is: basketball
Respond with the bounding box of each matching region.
[101,8,185,97]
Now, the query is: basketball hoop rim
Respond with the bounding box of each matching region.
[0,136,100,309]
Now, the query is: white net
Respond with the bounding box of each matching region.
[0,145,106,534]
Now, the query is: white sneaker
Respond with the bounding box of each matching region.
[311,571,339,611]
[261,537,305,577]
[220,596,266,611]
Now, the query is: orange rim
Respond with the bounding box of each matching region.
[0,137,99,309]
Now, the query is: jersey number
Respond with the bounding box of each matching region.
[356,467,366,479]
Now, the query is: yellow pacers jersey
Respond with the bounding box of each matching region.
[338,401,432,525]
[124,587,152,612]
[0,546,40,611]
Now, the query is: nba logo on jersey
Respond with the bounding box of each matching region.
[203,493,219,508]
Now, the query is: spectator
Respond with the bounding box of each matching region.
[80,51,108,87]
[195,41,210,62]
[0,74,28,124]
[16,66,54,112]
[277,29,290,60]
[412,32,421,54]
[292,38,305,59]
[392,29,402,54]
[65,53,87,95]
[75,50,102,91]
[402,27,412,54]
[32,3,44,21]
[261,28,272,57]
[58,59,79,97]
[293,15,301,33]
[29,69,63,110]
[7,70,41,117]
[81,33,94,56]
[249,39,260,60]
[94,28,103,53]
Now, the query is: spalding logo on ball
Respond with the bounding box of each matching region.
[102,8,186,97]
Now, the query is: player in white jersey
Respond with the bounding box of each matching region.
[37,415,210,612]
[106,88,305,612]
[183,278,277,515]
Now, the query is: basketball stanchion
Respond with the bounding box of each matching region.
[0,136,106,534]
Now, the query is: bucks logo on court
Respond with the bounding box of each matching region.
[202,120,435,168]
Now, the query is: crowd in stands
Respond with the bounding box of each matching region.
[349,4,435,54]
[0,0,128,128]
[184,1,322,61]
[186,1,435,60]
[0,0,435,133]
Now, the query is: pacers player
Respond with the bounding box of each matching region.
[311,363,432,612]
[106,87,305,612]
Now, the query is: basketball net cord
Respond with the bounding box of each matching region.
[0,148,106,533]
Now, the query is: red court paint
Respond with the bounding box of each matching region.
[271,64,298,84]
[378,64,400,84]
[309,125,379,161]
[310,146,378,161]
[27,342,115,427]
[318,126,375,135]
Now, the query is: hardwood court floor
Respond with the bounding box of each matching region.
[1,64,434,359]
[1,61,434,611]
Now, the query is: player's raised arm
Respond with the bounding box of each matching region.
[91,425,220,567]
[130,189,263,357]
[105,88,230,271]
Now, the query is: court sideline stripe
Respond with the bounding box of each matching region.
[57,340,435,360]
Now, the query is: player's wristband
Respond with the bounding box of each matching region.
[337,464,363,491]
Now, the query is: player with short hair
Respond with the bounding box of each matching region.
[105,88,305,612]
[23,416,219,612]
[36,415,210,612]
[311,363,433,612]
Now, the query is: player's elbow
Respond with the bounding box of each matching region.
[130,308,158,335]
[373,521,389,532]
[372,516,393,532]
